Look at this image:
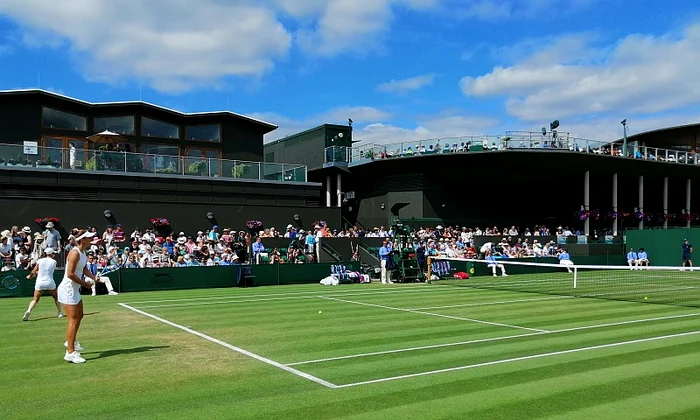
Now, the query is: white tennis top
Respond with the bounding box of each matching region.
[61,248,87,284]
[36,257,57,282]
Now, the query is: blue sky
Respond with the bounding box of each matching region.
[1,0,699,144]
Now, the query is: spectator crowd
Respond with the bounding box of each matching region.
[1,220,593,273]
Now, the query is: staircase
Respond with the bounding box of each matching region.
[319,240,343,263]
[357,242,380,265]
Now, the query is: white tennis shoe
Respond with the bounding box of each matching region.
[64,341,84,352]
[64,351,85,364]
[108,291,119,296]
[22,311,30,321]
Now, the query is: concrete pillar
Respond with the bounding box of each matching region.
[687,179,692,228]
[612,173,618,236]
[336,173,342,208]
[584,170,590,236]
[639,175,644,229]
[663,177,668,229]
[326,175,331,207]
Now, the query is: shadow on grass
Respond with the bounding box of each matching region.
[26,312,99,322]
[83,346,170,360]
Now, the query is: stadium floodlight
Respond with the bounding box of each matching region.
[550,120,560,130]
[621,119,627,126]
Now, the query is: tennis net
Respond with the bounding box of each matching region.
[428,257,700,308]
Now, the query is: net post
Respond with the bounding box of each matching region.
[573,266,578,289]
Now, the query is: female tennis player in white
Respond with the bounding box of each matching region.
[58,230,98,364]
[23,247,63,321]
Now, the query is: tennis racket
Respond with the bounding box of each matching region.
[97,252,127,277]
[2,274,20,290]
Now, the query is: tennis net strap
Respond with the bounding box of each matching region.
[427,257,700,308]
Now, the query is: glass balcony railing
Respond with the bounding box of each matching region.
[346,131,700,167]
[325,146,350,164]
[0,143,307,182]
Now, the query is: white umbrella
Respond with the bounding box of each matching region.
[86,130,126,146]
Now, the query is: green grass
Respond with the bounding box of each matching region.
[2,279,700,419]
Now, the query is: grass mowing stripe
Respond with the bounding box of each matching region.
[406,296,574,310]
[333,330,700,388]
[286,311,700,365]
[124,285,445,305]
[130,286,466,308]
[320,296,548,332]
[117,303,339,389]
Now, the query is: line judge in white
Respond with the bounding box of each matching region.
[23,247,64,321]
[57,230,99,364]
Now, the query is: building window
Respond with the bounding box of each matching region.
[140,143,180,156]
[94,116,135,135]
[185,124,221,142]
[141,117,180,139]
[42,107,87,131]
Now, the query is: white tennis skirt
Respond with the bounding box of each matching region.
[35,278,56,291]
[57,279,82,305]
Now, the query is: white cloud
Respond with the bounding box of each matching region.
[377,74,437,94]
[0,0,445,90]
[0,0,292,93]
[546,114,700,145]
[294,0,394,56]
[253,105,391,141]
[257,106,498,146]
[461,23,700,121]
[354,114,499,145]
[282,0,442,56]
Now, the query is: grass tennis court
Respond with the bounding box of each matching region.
[3,278,700,419]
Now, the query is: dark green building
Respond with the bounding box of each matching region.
[264,124,352,170]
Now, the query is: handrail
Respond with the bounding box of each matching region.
[319,239,343,262]
[339,131,700,168]
[0,142,308,182]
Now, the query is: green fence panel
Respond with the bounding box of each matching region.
[118,266,239,292]
[1,261,365,297]
[0,271,28,297]
[250,265,280,286]
[626,228,700,267]
[0,269,120,298]
[251,262,360,286]
[574,255,626,266]
[277,262,360,285]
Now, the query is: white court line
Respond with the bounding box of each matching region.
[118,303,338,389]
[333,330,700,388]
[408,296,574,310]
[286,311,700,366]
[321,297,548,332]
[124,285,444,304]
[131,286,496,309]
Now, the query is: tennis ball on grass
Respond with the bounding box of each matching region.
[318,311,323,314]
[644,296,648,300]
